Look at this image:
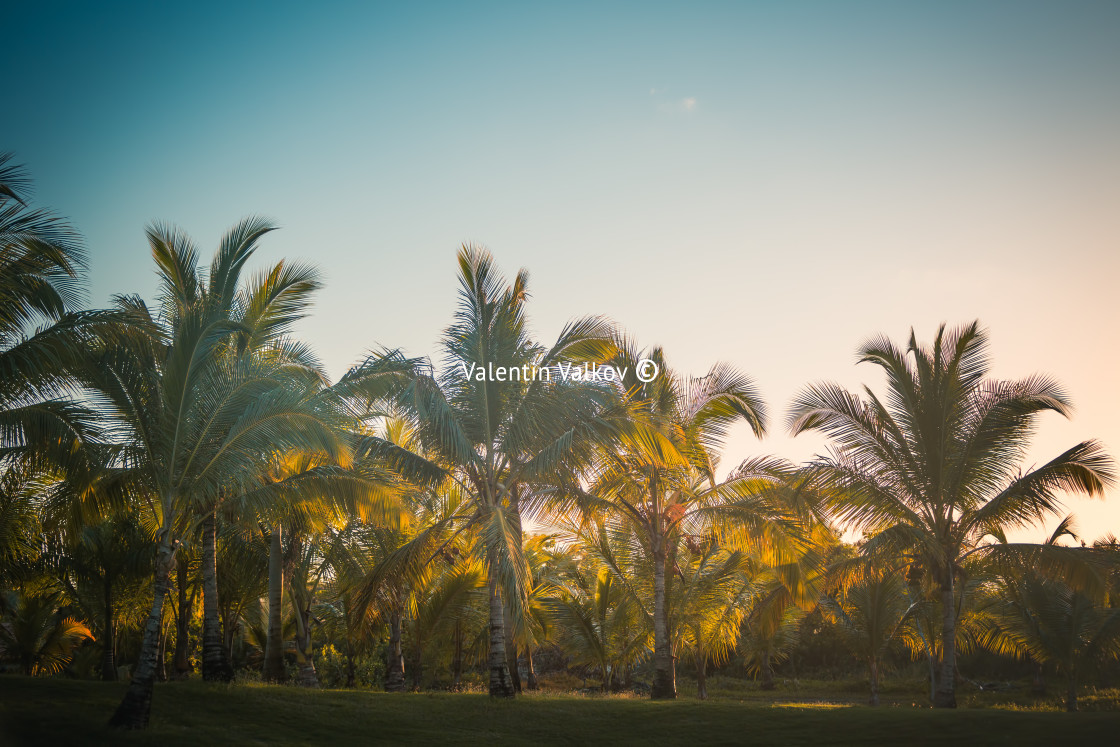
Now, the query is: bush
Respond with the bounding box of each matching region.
[316,644,385,689]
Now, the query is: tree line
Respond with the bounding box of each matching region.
[1,154,1117,730]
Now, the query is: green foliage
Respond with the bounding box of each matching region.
[0,591,94,675]
[315,644,386,689]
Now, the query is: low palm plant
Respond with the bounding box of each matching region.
[0,590,93,675]
[977,520,1120,711]
[822,566,918,705]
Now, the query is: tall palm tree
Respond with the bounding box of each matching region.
[362,246,620,697]
[85,220,346,729]
[789,321,1115,707]
[569,342,805,699]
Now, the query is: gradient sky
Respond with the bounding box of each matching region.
[6,0,1119,540]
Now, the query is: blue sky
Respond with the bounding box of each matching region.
[6,0,1120,537]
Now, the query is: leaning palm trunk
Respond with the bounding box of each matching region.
[109,536,175,729]
[933,577,957,708]
[488,565,515,697]
[263,523,287,683]
[201,509,233,682]
[651,540,676,699]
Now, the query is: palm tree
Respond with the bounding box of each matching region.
[545,526,647,692]
[569,342,806,699]
[0,464,43,587]
[46,515,153,681]
[362,246,620,697]
[0,153,96,467]
[189,224,324,684]
[675,542,758,700]
[978,520,1120,711]
[740,603,803,690]
[235,448,401,685]
[789,321,1116,707]
[402,556,486,690]
[822,567,918,705]
[169,536,200,680]
[0,590,93,675]
[84,220,347,729]
[214,522,270,671]
[346,420,481,693]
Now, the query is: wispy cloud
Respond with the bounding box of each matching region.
[649,87,698,114]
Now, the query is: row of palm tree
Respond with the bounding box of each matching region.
[1,154,1116,730]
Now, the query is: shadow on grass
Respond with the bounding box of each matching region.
[2,676,1119,746]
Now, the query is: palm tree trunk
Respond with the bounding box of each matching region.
[101,578,116,681]
[507,635,522,693]
[108,534,174,729]
[1031,661,1046,696]
[263,523,287,683]
[933,578,957,708]
[525,645,538,690]
[869,656,880,706]
[488,564,515,698]
[201,508,233,682]
[385,606,406,692]
[1066,669,1078,712]
[410,639,423,691]
[651,537,676,699]
[761,650,776,690]
[927,652,937,702]
[452,619,463,691]
[506,488,524,694]
[156,616,168,682]
[345,644,356,688]
[291,591,319,688]
[222,605,237,667]
[696,643,708,701]
[172,558,192,680]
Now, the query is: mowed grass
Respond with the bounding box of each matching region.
[3,676,1120,746]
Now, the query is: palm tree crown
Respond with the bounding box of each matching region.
[790,321,1115,707]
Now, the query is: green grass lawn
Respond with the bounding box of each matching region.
[3,676,1119,746]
